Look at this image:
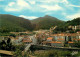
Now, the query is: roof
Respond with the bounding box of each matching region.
[23,38,32,43]
[77,31,80,33]
[51,33,79,36]
[49,41,62,43]
[14,38,18,40]
[68,41,74,43]
[47,37,53,40]
[23,40,32,42]
[76,39,80,41]
[73,39,80,41]
[42,41,62,44]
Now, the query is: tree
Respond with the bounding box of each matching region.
[7,38,11,43]
[0,40,6,50]
[0,38,15,51]
[10,34,16,37]
[74,41,80,48]
[14,49,22,57]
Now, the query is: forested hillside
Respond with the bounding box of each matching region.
[0,14,79,34]
[0,14,33,33]
[31,15,64,30]
[54,17,80,33]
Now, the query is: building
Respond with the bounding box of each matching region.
[42,33,80,47]
[11,36,23,45]
[47,37,53,42]
[68,25,80,30]
[49,41,63,47]
[22,38,32,44]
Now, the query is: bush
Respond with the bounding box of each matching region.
[10,34,16,37]
[35,50,72,57]
[74,42,80,48]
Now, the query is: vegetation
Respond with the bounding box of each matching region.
[13,43,30,57]
[15,43,25,51]
[13,43,26,57]
[19,33,27,35]
[31,50,73,57]
[53,17,80,33]
[13,49,22,57]
[67,17,80,26]
[0,38,15,51]
[73,51,80,57]
[0,14,33,33]
[0,14,80,35]
[74,41,80,48]
[31,15,64,30]
[0,38,29,57]
[0,33,17,37]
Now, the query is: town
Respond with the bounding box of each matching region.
[0,25,80,57]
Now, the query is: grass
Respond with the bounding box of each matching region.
[30,50,73,57]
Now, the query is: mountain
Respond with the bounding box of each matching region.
[66,17,80,26]
[54,17,80,33]
[31,15,64,30]
[0,14,33,33]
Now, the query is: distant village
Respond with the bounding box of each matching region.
[0,25,80,48]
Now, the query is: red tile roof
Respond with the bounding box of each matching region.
[49,41,62,43]
[77,39,80,40]
[23,38,32,43]
[51,33,79,36]
[68,41,74,43]
[47,37,53,40]
[23,40,32,43]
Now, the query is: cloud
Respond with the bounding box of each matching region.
[5,8,19,11]
[39,0,59,3]
[5,0,31,12]
[66,12,80,19]
[8,2,15,6]
[0,0,4,1]
[5,0,66,12]
[61,0,80,9]
[38,0,68,4]
[62,0,69,4]
[5,2,20,12]
[69,4,80,7]
[4,0,71,12]
[40,5,63,11]
[19,15,38,19]
[28,1,36,4]
[17,0,30,8]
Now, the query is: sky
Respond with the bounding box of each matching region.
[0,0,80,21]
